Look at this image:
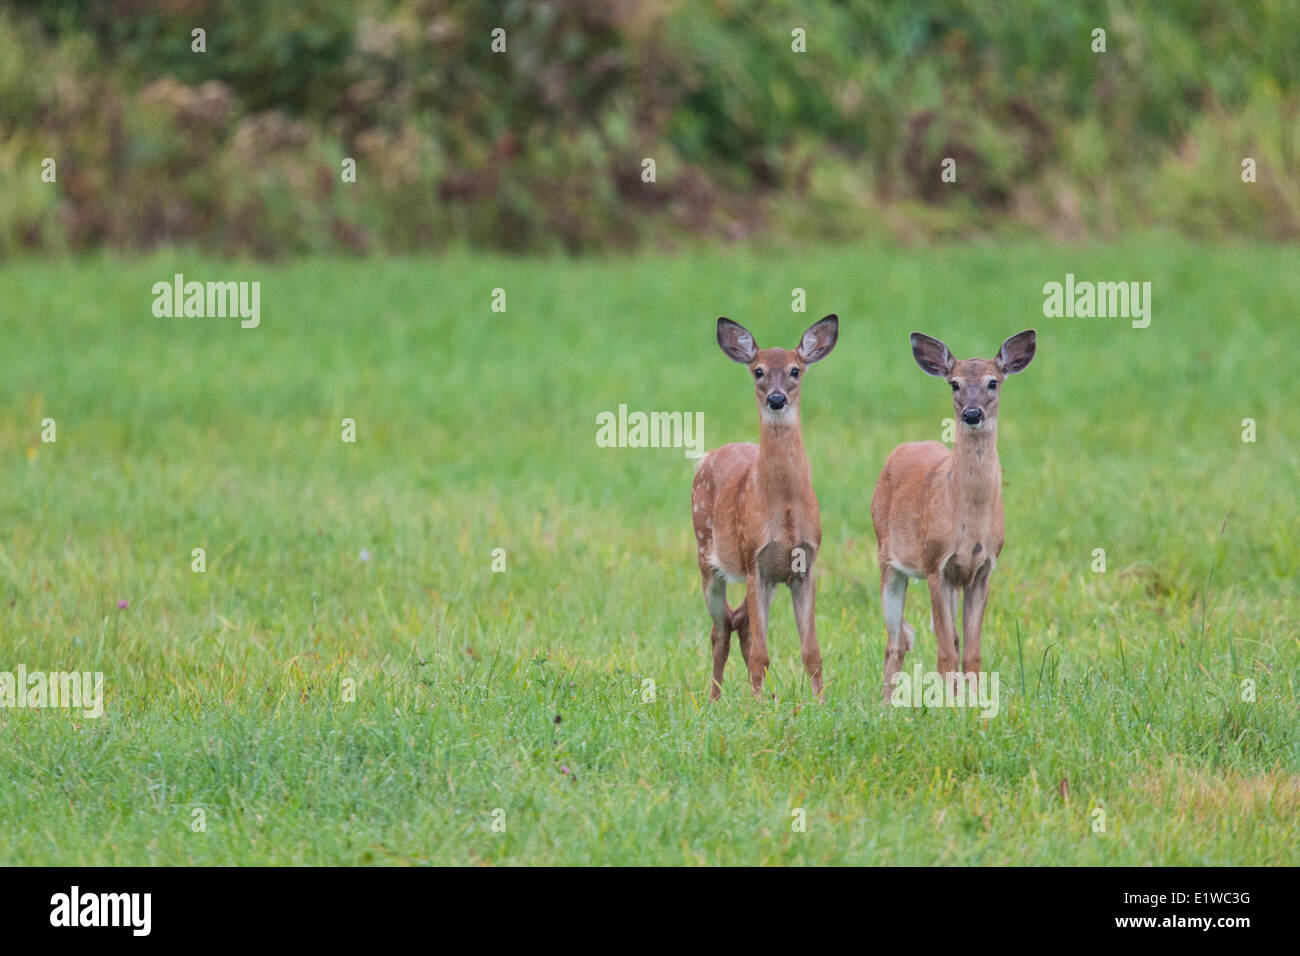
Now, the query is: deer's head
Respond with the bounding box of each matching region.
[717,315,839,425]
[911,329,1036,429]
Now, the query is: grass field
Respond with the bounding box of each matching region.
[1,237,1297,865]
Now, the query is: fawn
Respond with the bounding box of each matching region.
[691,315,839,700]
[870,329,1037,700]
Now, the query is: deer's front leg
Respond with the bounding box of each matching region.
[929,574,960,687]
[790,570,823,700]
[961,568,991,675]
[743,570,773,697]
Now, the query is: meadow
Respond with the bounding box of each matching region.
[0,237,1296,865]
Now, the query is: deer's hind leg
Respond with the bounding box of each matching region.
[704,571,734,700]
[729,600,750,669]
[881,564,914,701]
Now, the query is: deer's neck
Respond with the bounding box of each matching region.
[948,422,1000,515]
[756,417,811,504]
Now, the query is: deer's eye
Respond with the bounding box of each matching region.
[949,380,958,391]
[988,380,998,391]
[789,368,800,380]
[753,368,764,379]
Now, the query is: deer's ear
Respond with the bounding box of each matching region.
[717,317,758,364]
[797,314,838,364]
[996,329,1036,375]
[910,332,953,377]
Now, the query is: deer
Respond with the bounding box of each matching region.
[870,329,1037,701]
[691,314,839,701]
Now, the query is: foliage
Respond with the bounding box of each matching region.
[1,1,1298,253]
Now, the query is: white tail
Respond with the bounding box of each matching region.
[691,315,839,700]
[870,329,1037,700]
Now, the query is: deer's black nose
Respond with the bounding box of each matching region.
[767,392,787,410]
[962,407,983,424]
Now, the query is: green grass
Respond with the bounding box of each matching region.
[1,237,1297,865]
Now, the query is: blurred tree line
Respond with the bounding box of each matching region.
[1,0,1297,257]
